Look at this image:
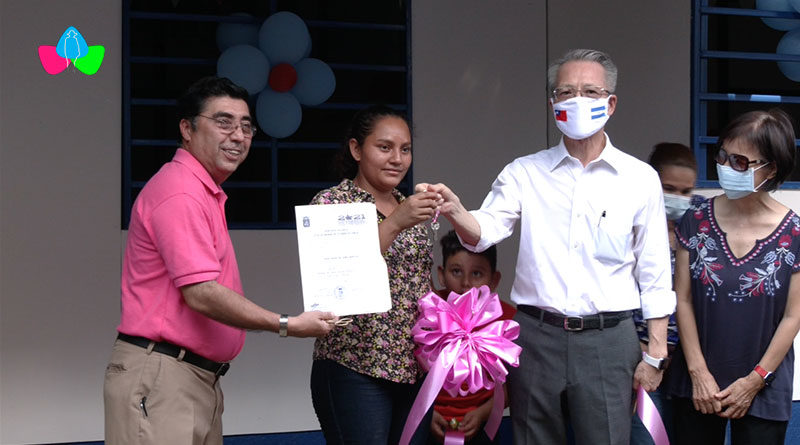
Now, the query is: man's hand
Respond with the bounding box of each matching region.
[415,183,459,216]
[414,182,480,246]
[633,360,664,392]
[287,311,337,338]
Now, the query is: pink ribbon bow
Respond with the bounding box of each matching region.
[399,286,521,445]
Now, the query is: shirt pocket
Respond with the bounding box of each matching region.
[593,212,633,265]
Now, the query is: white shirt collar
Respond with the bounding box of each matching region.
[546,133,622,174]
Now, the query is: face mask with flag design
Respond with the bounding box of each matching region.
[551,96,610,140]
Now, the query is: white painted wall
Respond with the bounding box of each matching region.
[2,0,796,444]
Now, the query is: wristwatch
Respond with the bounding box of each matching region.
[754,365,775,386]
[642,352,668,370]
[279,314,289,337]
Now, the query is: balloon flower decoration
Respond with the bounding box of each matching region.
[757,0,800,81]
[216,12,336,138]
[38,26,105,76]
[400,286,521,445]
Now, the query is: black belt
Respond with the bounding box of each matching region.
[117,333,230,377]
[517,305,632,331]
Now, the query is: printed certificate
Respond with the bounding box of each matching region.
[295,202,392,316]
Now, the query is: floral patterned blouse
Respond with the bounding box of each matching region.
[311,179,433,384]
[666,197,800,421]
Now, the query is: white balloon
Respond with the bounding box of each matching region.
[758,0,800,31]
[292,58,336,106]
[259,11,311,65]
[777,28,800,81]
[256,90,302,138]
[217,14,259,51]
[217,45,270,94]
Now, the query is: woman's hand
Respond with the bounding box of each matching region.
[385,190,439,232]
[689,367,722,414]
[714,372,764,419]
[415,183,461,216]
[415,182,481,245]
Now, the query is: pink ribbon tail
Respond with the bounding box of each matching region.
[399,360,450,445]
[483,383,505,439]
[636,387,670,445]
[443,430,465,445]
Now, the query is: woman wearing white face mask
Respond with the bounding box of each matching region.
[666,109,800,444]
[631,142,703,445]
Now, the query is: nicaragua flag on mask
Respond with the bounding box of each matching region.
[590,105,606,120]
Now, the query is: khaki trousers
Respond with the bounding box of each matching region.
[104,339,224,445]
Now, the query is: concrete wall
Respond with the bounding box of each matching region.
[2,0,795,444]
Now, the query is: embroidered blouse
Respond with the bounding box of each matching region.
[666,197,800,421]
[311,179,433,383]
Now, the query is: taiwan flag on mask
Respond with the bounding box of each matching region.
[555,109,567,121]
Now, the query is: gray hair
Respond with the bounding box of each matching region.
[547,49,618,94]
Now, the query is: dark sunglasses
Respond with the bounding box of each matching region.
[715,147,769,172]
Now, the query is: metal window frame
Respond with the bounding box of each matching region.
[692,1,800,189]
[122,0,413,229]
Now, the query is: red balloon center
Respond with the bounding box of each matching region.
[268,63,298,93]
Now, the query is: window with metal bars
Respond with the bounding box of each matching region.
[123,0,411,229]
[693,0,800,188]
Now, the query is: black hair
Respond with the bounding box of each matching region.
[717,108,797,192]
[648,142,697,176]
[334,105,411,179]
[440,230,497,273]
[176,76,250,139]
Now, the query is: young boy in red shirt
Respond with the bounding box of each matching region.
[428,231,516,444]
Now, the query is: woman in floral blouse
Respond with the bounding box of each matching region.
[668,109,800,444]
[309,105,440,444]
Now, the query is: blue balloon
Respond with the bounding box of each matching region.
[777,28,800,81]
[259,11,311,65]
[217,45,270,94]
[256,90,302,138]
[217,14,259,51]
[56,27,89,59]
[758,0,800,31]
[292,58,336,106]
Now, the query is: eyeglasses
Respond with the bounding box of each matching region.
[715,147,769,172]
[196,114,257,138]
[551,85,611,102]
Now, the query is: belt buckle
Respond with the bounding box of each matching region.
[215,362,230,377]
[564,316,584,331]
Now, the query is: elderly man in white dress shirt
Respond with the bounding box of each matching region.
[420,49,676,445]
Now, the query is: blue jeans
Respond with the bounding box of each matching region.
[311,359,432,445]
[630,387,673,445]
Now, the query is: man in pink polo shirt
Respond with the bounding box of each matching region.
[104,76,337,445]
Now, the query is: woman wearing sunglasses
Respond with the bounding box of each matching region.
[666,109,800,444]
